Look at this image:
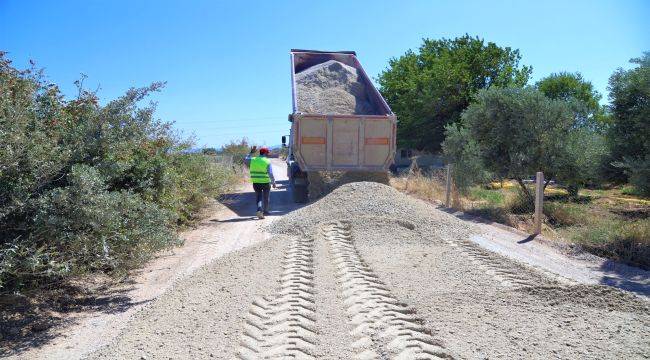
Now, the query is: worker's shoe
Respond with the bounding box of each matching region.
[256,210,264,219]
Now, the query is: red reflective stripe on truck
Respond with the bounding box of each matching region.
[302,137,326,145]
[365,137,390,145]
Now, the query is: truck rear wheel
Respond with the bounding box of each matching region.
[292,184,309,203]
[290,170,309,203]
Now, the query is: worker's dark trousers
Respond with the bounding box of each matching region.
[253,183,271,212]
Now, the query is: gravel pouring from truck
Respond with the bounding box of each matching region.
[283,49,397,202]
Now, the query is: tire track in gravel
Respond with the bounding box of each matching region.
[323,221,453,360]
[237,236,317,359]
[444,238,575,289]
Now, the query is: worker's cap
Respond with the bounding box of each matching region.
[259,147,270,155]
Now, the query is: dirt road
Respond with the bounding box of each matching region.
[8,161,649,359]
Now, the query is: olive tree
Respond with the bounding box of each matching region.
[441,124,490,191]
[443,87,605,198]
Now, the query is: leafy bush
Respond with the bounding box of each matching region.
[29,166,177,278]
[155,153,240,224]
[616,156,650,197]
[0,54,238,291]
[556,128,608,197]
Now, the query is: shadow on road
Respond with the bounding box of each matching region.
[517,234,537,244]
[212,217,258,223]
[217,179,303,219]
[596,260,650,297]
[0,283,151,357]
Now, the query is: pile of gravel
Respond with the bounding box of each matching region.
[307,171,390,201]
[295,60,380,115]
[271,181,475,238]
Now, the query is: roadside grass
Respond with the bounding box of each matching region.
[571,219,649,270]
[544,202,591,227]
[390,173,650,270]
[469,187,505,206]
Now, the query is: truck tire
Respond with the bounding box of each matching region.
[292,183,309,203]
[290,167,309,203]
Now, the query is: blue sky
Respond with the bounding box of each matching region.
[1,0,648,148]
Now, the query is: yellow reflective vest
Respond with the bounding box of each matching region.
[250,156,271,183]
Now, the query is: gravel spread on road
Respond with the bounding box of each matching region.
[87,182,649,359]
[295,60,380,115]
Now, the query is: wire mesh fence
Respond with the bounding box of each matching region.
[393,164,544,234]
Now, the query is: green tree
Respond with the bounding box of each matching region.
[443,87,604,198]
[377,35,532,152]
[536,72,606,129]
[606,52,650,194]
[220,137,254,164]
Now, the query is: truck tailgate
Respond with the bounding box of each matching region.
[292,114,396,171]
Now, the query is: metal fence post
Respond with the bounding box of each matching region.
[534,171,544,234]
[445,164,452,208]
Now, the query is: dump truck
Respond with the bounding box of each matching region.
[282,49,397,202]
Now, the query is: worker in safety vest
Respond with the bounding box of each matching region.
[244,146,276,219]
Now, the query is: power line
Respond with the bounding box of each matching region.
[172,116,288,124]
[175,123,290,131]
[183,129,288,137]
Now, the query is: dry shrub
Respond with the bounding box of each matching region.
[391,171,446,204]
